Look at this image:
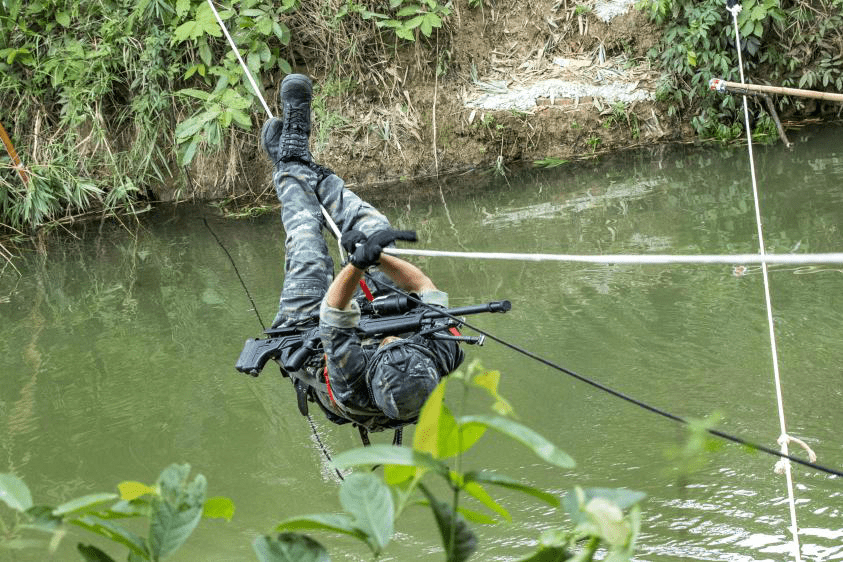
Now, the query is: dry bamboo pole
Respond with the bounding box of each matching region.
[0,121,29,185]
[709,78,843,102]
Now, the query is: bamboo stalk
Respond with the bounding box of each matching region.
[0,121,29,185]
[710,78,843,102]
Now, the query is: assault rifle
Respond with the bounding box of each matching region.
[235,295,511,376]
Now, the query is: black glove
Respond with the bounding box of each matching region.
[349,229,417,270]
[341,229,367,255]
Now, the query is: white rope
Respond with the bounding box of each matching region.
[205,0,346,258]
[728,4,802,560]
[206,0,274,118]
[384,248,843,265]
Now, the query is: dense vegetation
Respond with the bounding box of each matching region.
[641,0,843,139]
[2,0,842,232]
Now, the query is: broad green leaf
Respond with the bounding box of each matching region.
[418,484,477,562]
[460,481,510,522]
[397,5,423,16]
[70,515,148,558]
[459,415,575,469]
[173,20,203,42]
[257,17,272,35]
[471,369,514,416]
[274,513,367,543]
[563,487,645,526]
[0,473,33,512]
[177,88,212,101]
[181,138,200,167]
[77,543,118,562]
[53,493,118,517]
[147,464,206,559]
[175,115,206,141]
[585,497,629,546]
[279,58,292,75]
[455,506,497,525]
[203,496,235,521]
[118,482,156,502]
[396,27,415,41]
[220,109,233,128]
[405,15,425,30]
[253,533,330,562]
[332,444,449,477]
[466,471,560,508]
[231,109,253,129]
[221,88,250,110]
[56,11,70,26]
[414,378,448,455]
[420,15,434,36]
[273,22,290,44]
[414,380,486,459]
[383,464,417,486]
[339,473,393,554]
[175,0,190,17]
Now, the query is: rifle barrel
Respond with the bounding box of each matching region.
[427,300,511,317]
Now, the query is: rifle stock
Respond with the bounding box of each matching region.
[236,299,511,376]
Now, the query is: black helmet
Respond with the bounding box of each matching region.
[367,340,441,421]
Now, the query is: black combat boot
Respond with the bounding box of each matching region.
[277,73,313,164]
[261,74,334,179]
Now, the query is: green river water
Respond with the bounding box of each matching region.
[2,126,842,561]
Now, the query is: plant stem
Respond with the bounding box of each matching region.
[448,375,472,559]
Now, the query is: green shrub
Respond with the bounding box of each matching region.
[640,0,843,139]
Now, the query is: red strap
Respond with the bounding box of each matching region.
[359,279,375,301]
[323,356,337,405]
[449,327,461,337]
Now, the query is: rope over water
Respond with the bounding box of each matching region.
[728,2,802,559]
[384,248,843,265]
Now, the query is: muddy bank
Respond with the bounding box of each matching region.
[182,0,680,203]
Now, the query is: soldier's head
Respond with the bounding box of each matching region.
[367,340,440,421]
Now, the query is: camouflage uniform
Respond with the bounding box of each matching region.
[273,162,463,429]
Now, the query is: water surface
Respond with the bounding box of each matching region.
[2,126,842,561]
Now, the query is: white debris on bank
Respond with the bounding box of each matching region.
[462,0,654,112]
[465,79,653,112]
[593,0,637,22]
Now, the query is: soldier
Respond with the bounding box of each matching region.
[261,74,464,432]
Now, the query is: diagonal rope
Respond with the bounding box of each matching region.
[727,3,801,559]
[205,0,345,257]
[381,285,843,477]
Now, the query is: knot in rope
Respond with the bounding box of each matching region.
[774,434,818,475]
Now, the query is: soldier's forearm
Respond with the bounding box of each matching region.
[378,254,437,293]
[325,263,364,310]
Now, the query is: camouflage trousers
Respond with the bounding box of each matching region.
[272,162,393,327]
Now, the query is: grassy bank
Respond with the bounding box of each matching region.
[2,0,842,233]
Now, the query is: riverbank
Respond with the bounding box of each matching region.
[2,0,841,230]
[191,0,673,202]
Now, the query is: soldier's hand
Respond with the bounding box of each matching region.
[341,230,367,254]
[349,229,417,270]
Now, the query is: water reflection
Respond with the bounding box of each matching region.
[1,126,842,561]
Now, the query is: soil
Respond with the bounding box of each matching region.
[184,0,681,203]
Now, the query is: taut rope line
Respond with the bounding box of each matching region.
[728,2,801,559]
[384,248,843,265]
